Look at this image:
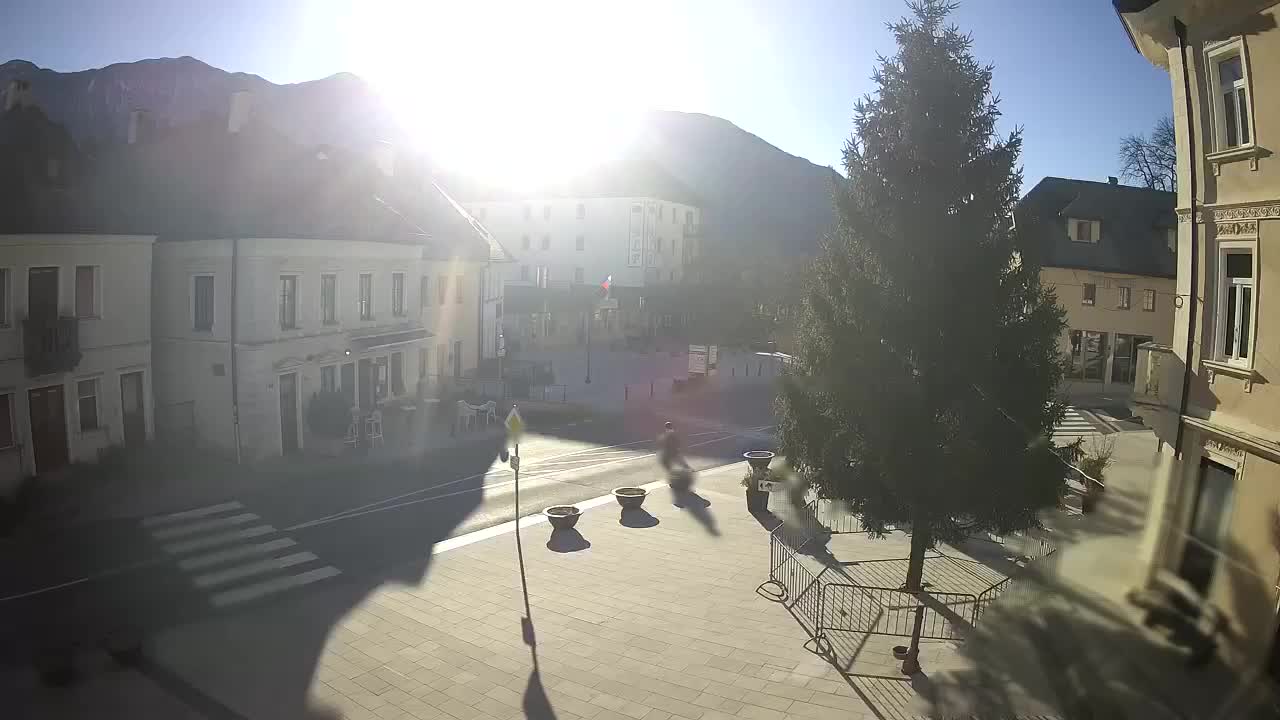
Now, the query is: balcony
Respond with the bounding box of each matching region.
[23,315,81,377]
[1132,342,1178,413]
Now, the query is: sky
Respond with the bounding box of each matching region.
[9,0,1172,190]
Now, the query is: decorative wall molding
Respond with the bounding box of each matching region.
[1206,438,1244,460]
[1178,202,1280,223]
[1214,219,1259,238]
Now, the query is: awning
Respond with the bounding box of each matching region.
[350,327,432,352]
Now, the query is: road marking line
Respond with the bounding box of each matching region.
[164,525,276,554]
[178,538,299,571]
[193,551,319,588]
[150,513,261,540]
[210,566,341,607]
[142,501,245,527]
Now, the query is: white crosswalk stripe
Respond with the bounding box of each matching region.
[143,501,340,608]
[1052,407,1102,445]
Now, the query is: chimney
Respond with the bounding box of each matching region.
[372,140,396,178]
[227,90,252,134]
[127,108,150,144]
[1108,176,1118,185]
[3,79,31,111]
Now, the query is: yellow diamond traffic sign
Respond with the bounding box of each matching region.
[505,406,525,442]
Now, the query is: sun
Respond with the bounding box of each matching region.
[341,0,690,191]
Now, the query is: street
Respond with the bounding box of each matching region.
[0,383,777,670]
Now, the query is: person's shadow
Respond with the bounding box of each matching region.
[673,489,719,536]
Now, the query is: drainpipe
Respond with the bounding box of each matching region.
[1173,17,1200,459]
[230,237,242,464]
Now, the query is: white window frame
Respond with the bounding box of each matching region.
[358,273,374,321]
[576,235,585,251]
[1082,283,1096,306]
[0,267,11,329]
[455,275,464,304]
[1068,218,1100,244]
[75,265,102,319]
[1142,288,1156,313]
[279,274,300,330]
[1215,242,1257,366]
[420,275,431,309]
[1167,228,1177,253]
[1117,286,1131,310]
[574,267,584,284]
[391,271,406,317]
[320,273,338,326]
[192,273,215,332]
[77,376,100,433]
[1206,38,1256,152]
[0,392,15,449]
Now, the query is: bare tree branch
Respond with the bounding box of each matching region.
[1118,115,1177,192]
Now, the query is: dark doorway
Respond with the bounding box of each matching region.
[28,384,68,473]
[341,362,356,408]
[453,340,463,378]
[279,372,299,455]
[357,359,373,409]
[28,267,59,318]
[120,371,146,447]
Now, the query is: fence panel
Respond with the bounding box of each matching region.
[768,530,823,633]
[819,584,977,641]
[813,499,864,534]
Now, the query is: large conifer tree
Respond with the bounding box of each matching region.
[776,0,1068,672]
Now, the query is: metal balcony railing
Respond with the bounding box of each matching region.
[23,315,81,377]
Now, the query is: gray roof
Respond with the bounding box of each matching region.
[1017,177,1176,279]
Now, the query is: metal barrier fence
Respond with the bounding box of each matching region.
[813,498,865,535]
[768,524,824,633]
[818,584,978,641]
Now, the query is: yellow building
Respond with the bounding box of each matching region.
[1019,177,1178,393]
[1118,0,1280,679]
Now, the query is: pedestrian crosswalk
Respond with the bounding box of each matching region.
[143,501,340,608]
[1052,406,1103,445]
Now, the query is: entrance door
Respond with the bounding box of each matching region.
[28,385,68,473]
[120,371,146,447]
[357,359,373,409]
[28,267,59,318]
[340,362,356,408]
[279,372,300,455]
[453,340,463,378]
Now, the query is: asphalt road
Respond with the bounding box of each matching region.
[0,382,777,667]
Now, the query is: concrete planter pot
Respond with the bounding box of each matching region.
[743,450,776,472]
[892,645,911,661]
[745,488,769,514]
[612,487,648,511]
[543,505,581,531]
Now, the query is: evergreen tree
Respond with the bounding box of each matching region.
[776,0,1068,673]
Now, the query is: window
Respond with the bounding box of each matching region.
[575,235,585,251]
[1167,228,1177,252]
[576,203,585,220]
[1118,286,1131,310]
[0,268,8,328]
[1143,289,1156,312]
[543,205,551,220]
[75,265,98,318]
[1178,459,1236,594]
[542,235,550,250]
[660,205,665,220]
[655,237,663,252]
[455,275,464,304]
[418,348,428,378]
[358,274,373,320]
[669,270,675,282]
[193,275,214,331]
[391,351,405,395]
[1209,42,1252,150]
[437,275,447,305]
[392,272,405,316]
[1082,283,1096,306]
[521,265,530,281]
[1218,249,1254,363]
[420,276,430,308]
[77,378,99,432]
[536,266,549,288]
[522,235,530,250]
[321,274,337,325]
[1070,219,1098,243]
[523,204,532,220]
[279,275,298,329]
[685,210,693,225]
[574,267,584,283]
[320,365,337,393]
[0,393,13,449]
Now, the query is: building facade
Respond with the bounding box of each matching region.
[0,234,156,497]
[1018,177,1178,392]
[1118,0,1280,679]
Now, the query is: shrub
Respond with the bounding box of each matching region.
[307,391,352,439]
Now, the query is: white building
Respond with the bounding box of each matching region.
[0,235,156,495]
[464,182,703,348]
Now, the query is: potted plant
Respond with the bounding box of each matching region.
[1078,437,1114,514]
[612,487,648,511]
[307,390,353,455]
[543,505,581,531]
[743,470,771,513]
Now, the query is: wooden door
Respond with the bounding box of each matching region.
[120,371,146,447]
[28,385,68,473]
